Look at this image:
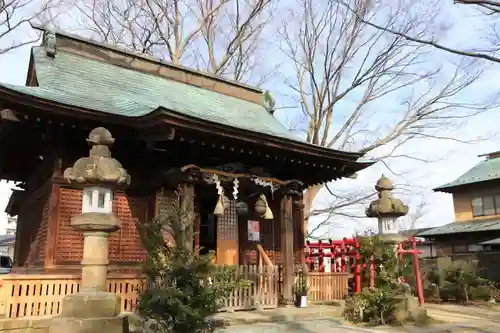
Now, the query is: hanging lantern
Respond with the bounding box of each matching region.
[254,195,267,215]
[235,201,248,216]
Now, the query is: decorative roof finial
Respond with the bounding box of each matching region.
[43,30,57,57]
[262,90,276,114]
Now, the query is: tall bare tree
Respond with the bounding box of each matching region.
[355,0,500,63]
[0,0,54,55]
[53,0,276,84]
[279,0,495,236]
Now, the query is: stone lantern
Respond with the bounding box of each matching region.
[50,127,130,333]
[365,174,409,243]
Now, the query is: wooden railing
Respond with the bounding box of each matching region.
[307,272,349,301]
[0,267,346,318]
[0,265,280,318]
[222,265,279,312]
[290,265,349,302]
[0,273,143,318]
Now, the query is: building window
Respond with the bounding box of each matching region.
[472,195,500,217]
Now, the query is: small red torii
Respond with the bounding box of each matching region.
[305,236,425,305]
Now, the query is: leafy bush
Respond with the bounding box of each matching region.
[293,275,309,297]
[469,285,492,301]
[344,287,399,325]
[423,261,493,303]
[136,190,240,333]
[424,267,446,301]
[444,262,489,303]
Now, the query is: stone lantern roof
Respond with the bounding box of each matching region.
[366,174,409,219]
[63,127,130,188]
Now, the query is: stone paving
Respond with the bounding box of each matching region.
[215,318,389,333]
[212,303,500,333]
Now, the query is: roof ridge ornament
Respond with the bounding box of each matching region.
[261,90,276,114]
[43,30,57,58]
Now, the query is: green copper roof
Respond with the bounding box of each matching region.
[0,46,301,142]
[418,219,500,236]
[479,238,500,245]
[434,156,500,192]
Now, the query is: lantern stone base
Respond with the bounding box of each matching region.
[59,292,121,318]
[379,233,407,244]
[49,316,126,333]
[49,292,125,333]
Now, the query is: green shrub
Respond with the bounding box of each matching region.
[136,190,241,333]
[343,287,399,325]
[469,285,492,301]
[443,262,489,303]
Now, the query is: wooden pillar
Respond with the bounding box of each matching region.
[280,193,294,305]
[180,183,195,253]
[44,184,61,269]
[194,198,200,255]
[296,195,306,265]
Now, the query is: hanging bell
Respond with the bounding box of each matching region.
[235,201,248,216]
[262,194,274,220]
[214,195,225,216]
[254,194,267,215]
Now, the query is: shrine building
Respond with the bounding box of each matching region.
[0,25,373,275]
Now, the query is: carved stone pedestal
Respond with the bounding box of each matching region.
[49,213,126,333]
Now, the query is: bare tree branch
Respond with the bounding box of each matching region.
[0,0,55,55]
[455,0,500,13]
[281,0,496,235]
[53,0,276,84]
[341,0,500,63]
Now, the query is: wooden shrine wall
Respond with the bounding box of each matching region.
[55,187,149,265]
[17,183,304,269]
[15,181,52,267]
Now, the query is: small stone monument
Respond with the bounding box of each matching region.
[365,174,409,243]
[49,127,130,333]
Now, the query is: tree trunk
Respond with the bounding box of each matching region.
[303,185,321,236]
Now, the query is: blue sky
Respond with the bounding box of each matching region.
[0,1,499,237]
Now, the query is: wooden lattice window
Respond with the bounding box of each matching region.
[217,201,237,240]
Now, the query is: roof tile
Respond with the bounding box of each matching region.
[434,156,500,191]
[1,47,302,141]
[418,219,500,236]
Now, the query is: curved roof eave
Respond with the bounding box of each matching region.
[0,85,374,170]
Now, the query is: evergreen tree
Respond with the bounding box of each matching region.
[136,190,239,333]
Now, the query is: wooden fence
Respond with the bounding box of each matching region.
[0,266,348,318]
[0,265,281,318]
[307,272,349,301]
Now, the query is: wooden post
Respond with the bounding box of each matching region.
[296,195,306,265]
[280,193,294,305]
[44,184,61,269]
[180,183,195,254]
